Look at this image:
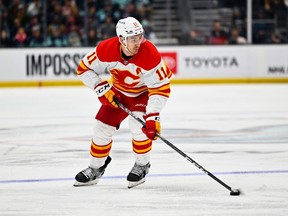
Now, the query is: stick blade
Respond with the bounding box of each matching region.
[230,188,243,196]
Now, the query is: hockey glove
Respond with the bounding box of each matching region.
[94,81,119,108]
[142,113,161,140]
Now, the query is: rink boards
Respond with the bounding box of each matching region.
[0,45,288,87]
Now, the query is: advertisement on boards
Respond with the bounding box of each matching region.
[0,45,288,85]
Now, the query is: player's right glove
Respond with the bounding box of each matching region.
[94,81,119,108]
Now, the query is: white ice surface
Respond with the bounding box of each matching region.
[0,84,288,216]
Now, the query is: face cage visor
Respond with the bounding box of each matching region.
[121,33,145,46]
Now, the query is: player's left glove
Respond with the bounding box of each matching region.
[94,81,119,108]
[142,113,161,140]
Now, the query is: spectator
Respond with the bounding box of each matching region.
[0,29,13,47]
[26,15,41,37]
[134,0,153,18]
[28,25,44,47]
[0,0,10,33]
[112,0,131,10]
[47,0,59,21]
[231,6,245,28]
[97,2,114,24]
[100,16,116,40]
[142,18,157,42]
[15,3,30,27]
[67,24,82,47]
[86,5,101,30]
[9,18,21,38]
[7,0,21,25]
[268,31,286,44]
[87,28,100,46]
[180,29,205,45]
[209,20,229,45]
[122,2,141,21]
[13,26,29,47]
[0,0,158,47]
[27,0,42,17]
[62,0,73,18]
[253,29,268,44]
[262,0,274,19]
[228,27,247,44]
[9,0,288,46]
[45,17,68,47]
[62,1,82,30]
[47,2,65,27]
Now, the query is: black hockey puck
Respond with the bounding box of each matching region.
[230,189,241,196]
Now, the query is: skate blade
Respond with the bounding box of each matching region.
[128,178,146,189]
[73,179,99,187]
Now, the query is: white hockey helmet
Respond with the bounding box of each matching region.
[116,17,144,38]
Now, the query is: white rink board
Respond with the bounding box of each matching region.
[0,45,288,82]
[0,48,88,81]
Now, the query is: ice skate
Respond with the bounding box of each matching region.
[127,162,151,188]
[73,156,111,187]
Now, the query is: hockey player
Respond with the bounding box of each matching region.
[74,17,172,188]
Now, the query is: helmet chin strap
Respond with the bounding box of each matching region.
[120,37,134,56]
[124,46,134,56]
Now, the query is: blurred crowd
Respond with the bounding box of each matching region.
[251,0,287,44]
[0,0,287,47]
[0,0,153,47]
[181,0,288,45]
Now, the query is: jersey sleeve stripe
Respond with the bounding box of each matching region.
[77,60,91,75]
[148,83,171,98]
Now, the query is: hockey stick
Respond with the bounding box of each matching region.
[114,98,241,196]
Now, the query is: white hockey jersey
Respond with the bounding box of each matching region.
[77,36,172,113]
